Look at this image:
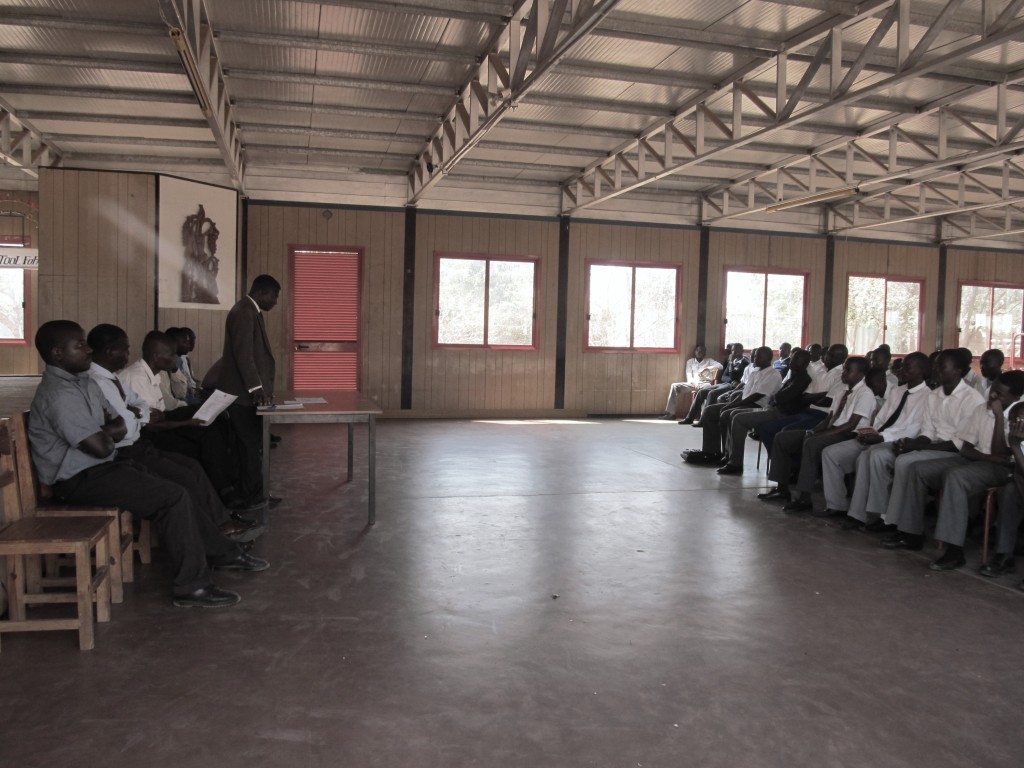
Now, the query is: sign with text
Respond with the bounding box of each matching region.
[0,248,38,268]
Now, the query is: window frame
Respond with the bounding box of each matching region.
[722,267,809,352]
[955,279,1024,363]
[583,259,682,354]
[0,267,31,346]
[844,273,923,355]
[432,251,541,351]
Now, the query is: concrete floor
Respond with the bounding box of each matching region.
[1,410,1023,768]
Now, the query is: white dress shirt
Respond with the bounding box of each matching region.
[809,365,843,412]
[87,362,150,447]
[118,359,166,412]
[829,379,876,427]
[741,366,783,408]
[685,357,723,386]
[871,381,931,442]
[808,360,827,380]
[919,379,987,449]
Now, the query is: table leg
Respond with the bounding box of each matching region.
[368,415,376,526]
[347,423,354,482]
[261,417,271,527]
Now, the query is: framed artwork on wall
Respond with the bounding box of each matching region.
[158,175,238,310]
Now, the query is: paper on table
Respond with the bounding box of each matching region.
[194,389,237,425]
[257,402,304,411]
[293,397,327,404]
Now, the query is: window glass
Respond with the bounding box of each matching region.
[436,256,537,348]
[958,283,1024,360]
[0,270,25,341]
[586,262,680,351]
[488,260,534,346]
[587,264,633,348]
[846,276,920,354]
[725,272,766,348]
[725,270,805,348]
[633,267,677,348]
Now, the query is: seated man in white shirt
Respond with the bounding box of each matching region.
[662,344,722,419]
[86,324,261,539]
[759,357,875,510]
[685,346,780,464]
[757,343,849,455]
[819,352,932,531]
[119,330,244,507]
[880,349,987,551]
[917,371,1023,571]
[973,349,1004,399]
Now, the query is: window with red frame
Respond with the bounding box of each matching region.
[585,262,680,351]
[724,270,805,349]
[435,254,538,348]
[845,275,922,354]
[0,269,28,343]
[957,282,1024,361]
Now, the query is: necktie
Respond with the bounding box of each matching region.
[878,389,911,432]
[827,389,852,428]
[113,376,128,402]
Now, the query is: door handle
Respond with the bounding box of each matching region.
[295,344,310,350]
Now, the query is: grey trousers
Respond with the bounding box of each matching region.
[886,451,964,535]
[665,382,698,416]
[725,408,777,467]
[933,461,1013,546]
[821,439,867,512]
[830,442,902,522]
[768,429,854,493]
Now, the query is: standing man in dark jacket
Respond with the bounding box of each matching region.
[218,274,281,506]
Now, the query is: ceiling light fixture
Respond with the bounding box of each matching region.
[766,186,858,212]
[170,28,214,118]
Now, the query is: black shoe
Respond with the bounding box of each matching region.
[839,516,865,531]
[811,507,845,518]
[757,487,790,502]
[270,433,282,444]
[690,422,702,428]
[173,584,241,609]
[929,548,966,571]
[783,499,812,513]
[979,554,1016,577]
[678,417,694,425]
[881,532,924,551]
[210,551,271,572]
[717,464,742,475]
[229,511,260,528]
[863,519,895,534]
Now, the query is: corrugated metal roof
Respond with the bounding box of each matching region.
[0,0,1022,241]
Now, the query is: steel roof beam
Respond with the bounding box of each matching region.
[286,0,510,25]
[158,0,245,191]
[0,103,61,179]
[407,0,622,205]
[562,1,1024,214]
[705,75,1024,226]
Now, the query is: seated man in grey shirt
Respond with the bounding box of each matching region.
[28,320,268,609]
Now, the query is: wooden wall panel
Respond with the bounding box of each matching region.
[0,190,41,374]
[945,247,1024,357]
[412,212,560,414]
[833,240,940,353]
[36,169,155,368]
[565,221,700,415]
[245,204,405,410]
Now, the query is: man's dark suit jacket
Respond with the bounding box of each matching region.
[218,295,276,406]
